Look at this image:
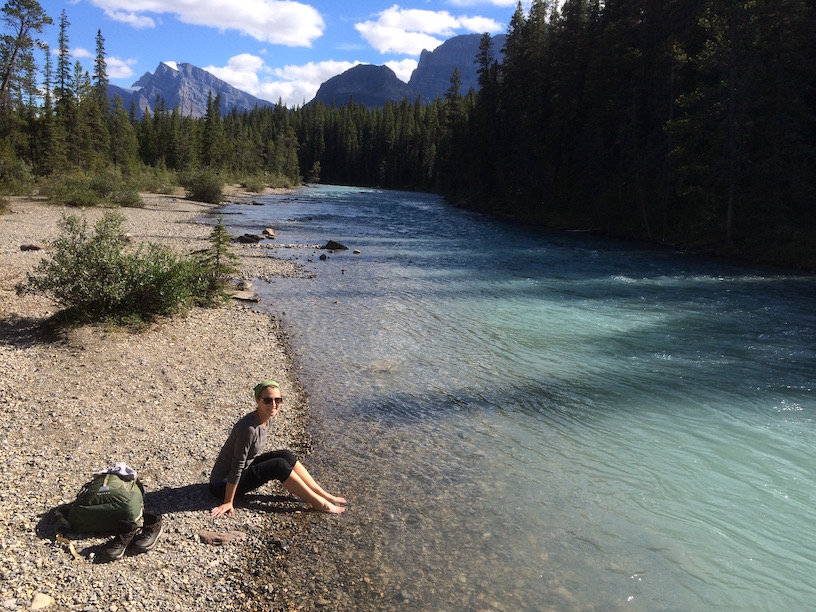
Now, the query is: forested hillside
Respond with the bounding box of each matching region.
[438,0,816,266]
[291,0,816,267]
[2,1,814,267]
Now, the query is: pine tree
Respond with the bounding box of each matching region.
[93,29,108,109]
[201,91,224,168]
[0,0,52,106]
[81,29,110,167]
[55,9,70,105]
[109,95,137,170]
[195,216,239,303]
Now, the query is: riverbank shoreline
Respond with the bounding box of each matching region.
[0,187,349,610]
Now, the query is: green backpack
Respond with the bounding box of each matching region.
[67,473,145,533]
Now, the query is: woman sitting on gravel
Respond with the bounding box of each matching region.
[210,380,346,517]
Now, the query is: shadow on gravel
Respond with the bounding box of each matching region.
[146,485,309,515]
[33,486,305,548]
[0,314,59,348]
[143,484,216,514]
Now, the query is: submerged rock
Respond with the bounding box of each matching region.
[236,233,263,244]
[322,240,348,251]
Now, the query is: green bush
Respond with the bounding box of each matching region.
[113,184,143,208]
[180,170,223,203]
[241,175,266,193]
[266,172,297,189]
[39,169,144,208]
[0,138,34,195]
[16,212,201,322]
[89,168,119,200]
[130,165,178,194]
[40,172,100,207]
[16,211,241,324]
[122,244,207,313]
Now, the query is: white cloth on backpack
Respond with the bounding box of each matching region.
[93,462,138,481]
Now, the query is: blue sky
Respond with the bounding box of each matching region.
[41,1,527,107]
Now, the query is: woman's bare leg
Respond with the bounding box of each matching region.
[282,470,345,514]
[292,461,347,505]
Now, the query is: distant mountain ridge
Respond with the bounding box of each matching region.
[108,62,274,119]
[408,33,506,102]
[312,64,417,107]
[311,33,507,108]
[107,34,507,116]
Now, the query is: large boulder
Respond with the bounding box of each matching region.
[323,240,348,251]
[236,233,263,244]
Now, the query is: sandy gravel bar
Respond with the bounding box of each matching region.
[0,190,341,611]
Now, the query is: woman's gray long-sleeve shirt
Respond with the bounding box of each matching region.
[210,412,269,485]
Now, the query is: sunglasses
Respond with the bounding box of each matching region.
[262,396,283,406]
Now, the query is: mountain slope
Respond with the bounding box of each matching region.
[108,62,274,118]
[407,33,506,101]
[311,64,417,108]
[309,33,508,108]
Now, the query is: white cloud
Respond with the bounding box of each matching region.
[448,0,518,6]
[205,54,265,95]
[61,47,135,81]
[206,54,361,107]
[355,23,444,56]
[355,4,503,55]
[385,59,418,83]
[105,10,156,28]
[89,0,325,46]
[376,6,461,36]
[107,56,138,79]
[459,16,503,32]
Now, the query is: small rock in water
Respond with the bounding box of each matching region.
[396,590,412,602]
[322,240,348,251]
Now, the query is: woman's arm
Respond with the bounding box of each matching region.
[211,481,238,517]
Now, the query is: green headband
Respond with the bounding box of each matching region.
[254,380,280,399]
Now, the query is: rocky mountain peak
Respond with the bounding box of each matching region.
[109,62,274,119]
[407,33,506,101]
[312,64,417,108]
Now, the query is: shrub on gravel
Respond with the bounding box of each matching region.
[14,211,216,323]
[39,169,144,208]
[180,170,223,203]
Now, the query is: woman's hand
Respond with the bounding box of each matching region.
[211,501,234,518]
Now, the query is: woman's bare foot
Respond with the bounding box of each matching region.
[313,500,346,514]
[325,494,347,505]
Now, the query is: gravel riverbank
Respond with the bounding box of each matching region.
[0,189,358,611]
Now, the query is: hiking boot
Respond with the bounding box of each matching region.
[130,512,164,554]
[98,520,140,562]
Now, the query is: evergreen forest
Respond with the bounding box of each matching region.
[2,0,815,268]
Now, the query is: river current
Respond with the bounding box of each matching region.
[218,185,815,610]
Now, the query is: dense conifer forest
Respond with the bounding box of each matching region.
[2,1,815,267]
